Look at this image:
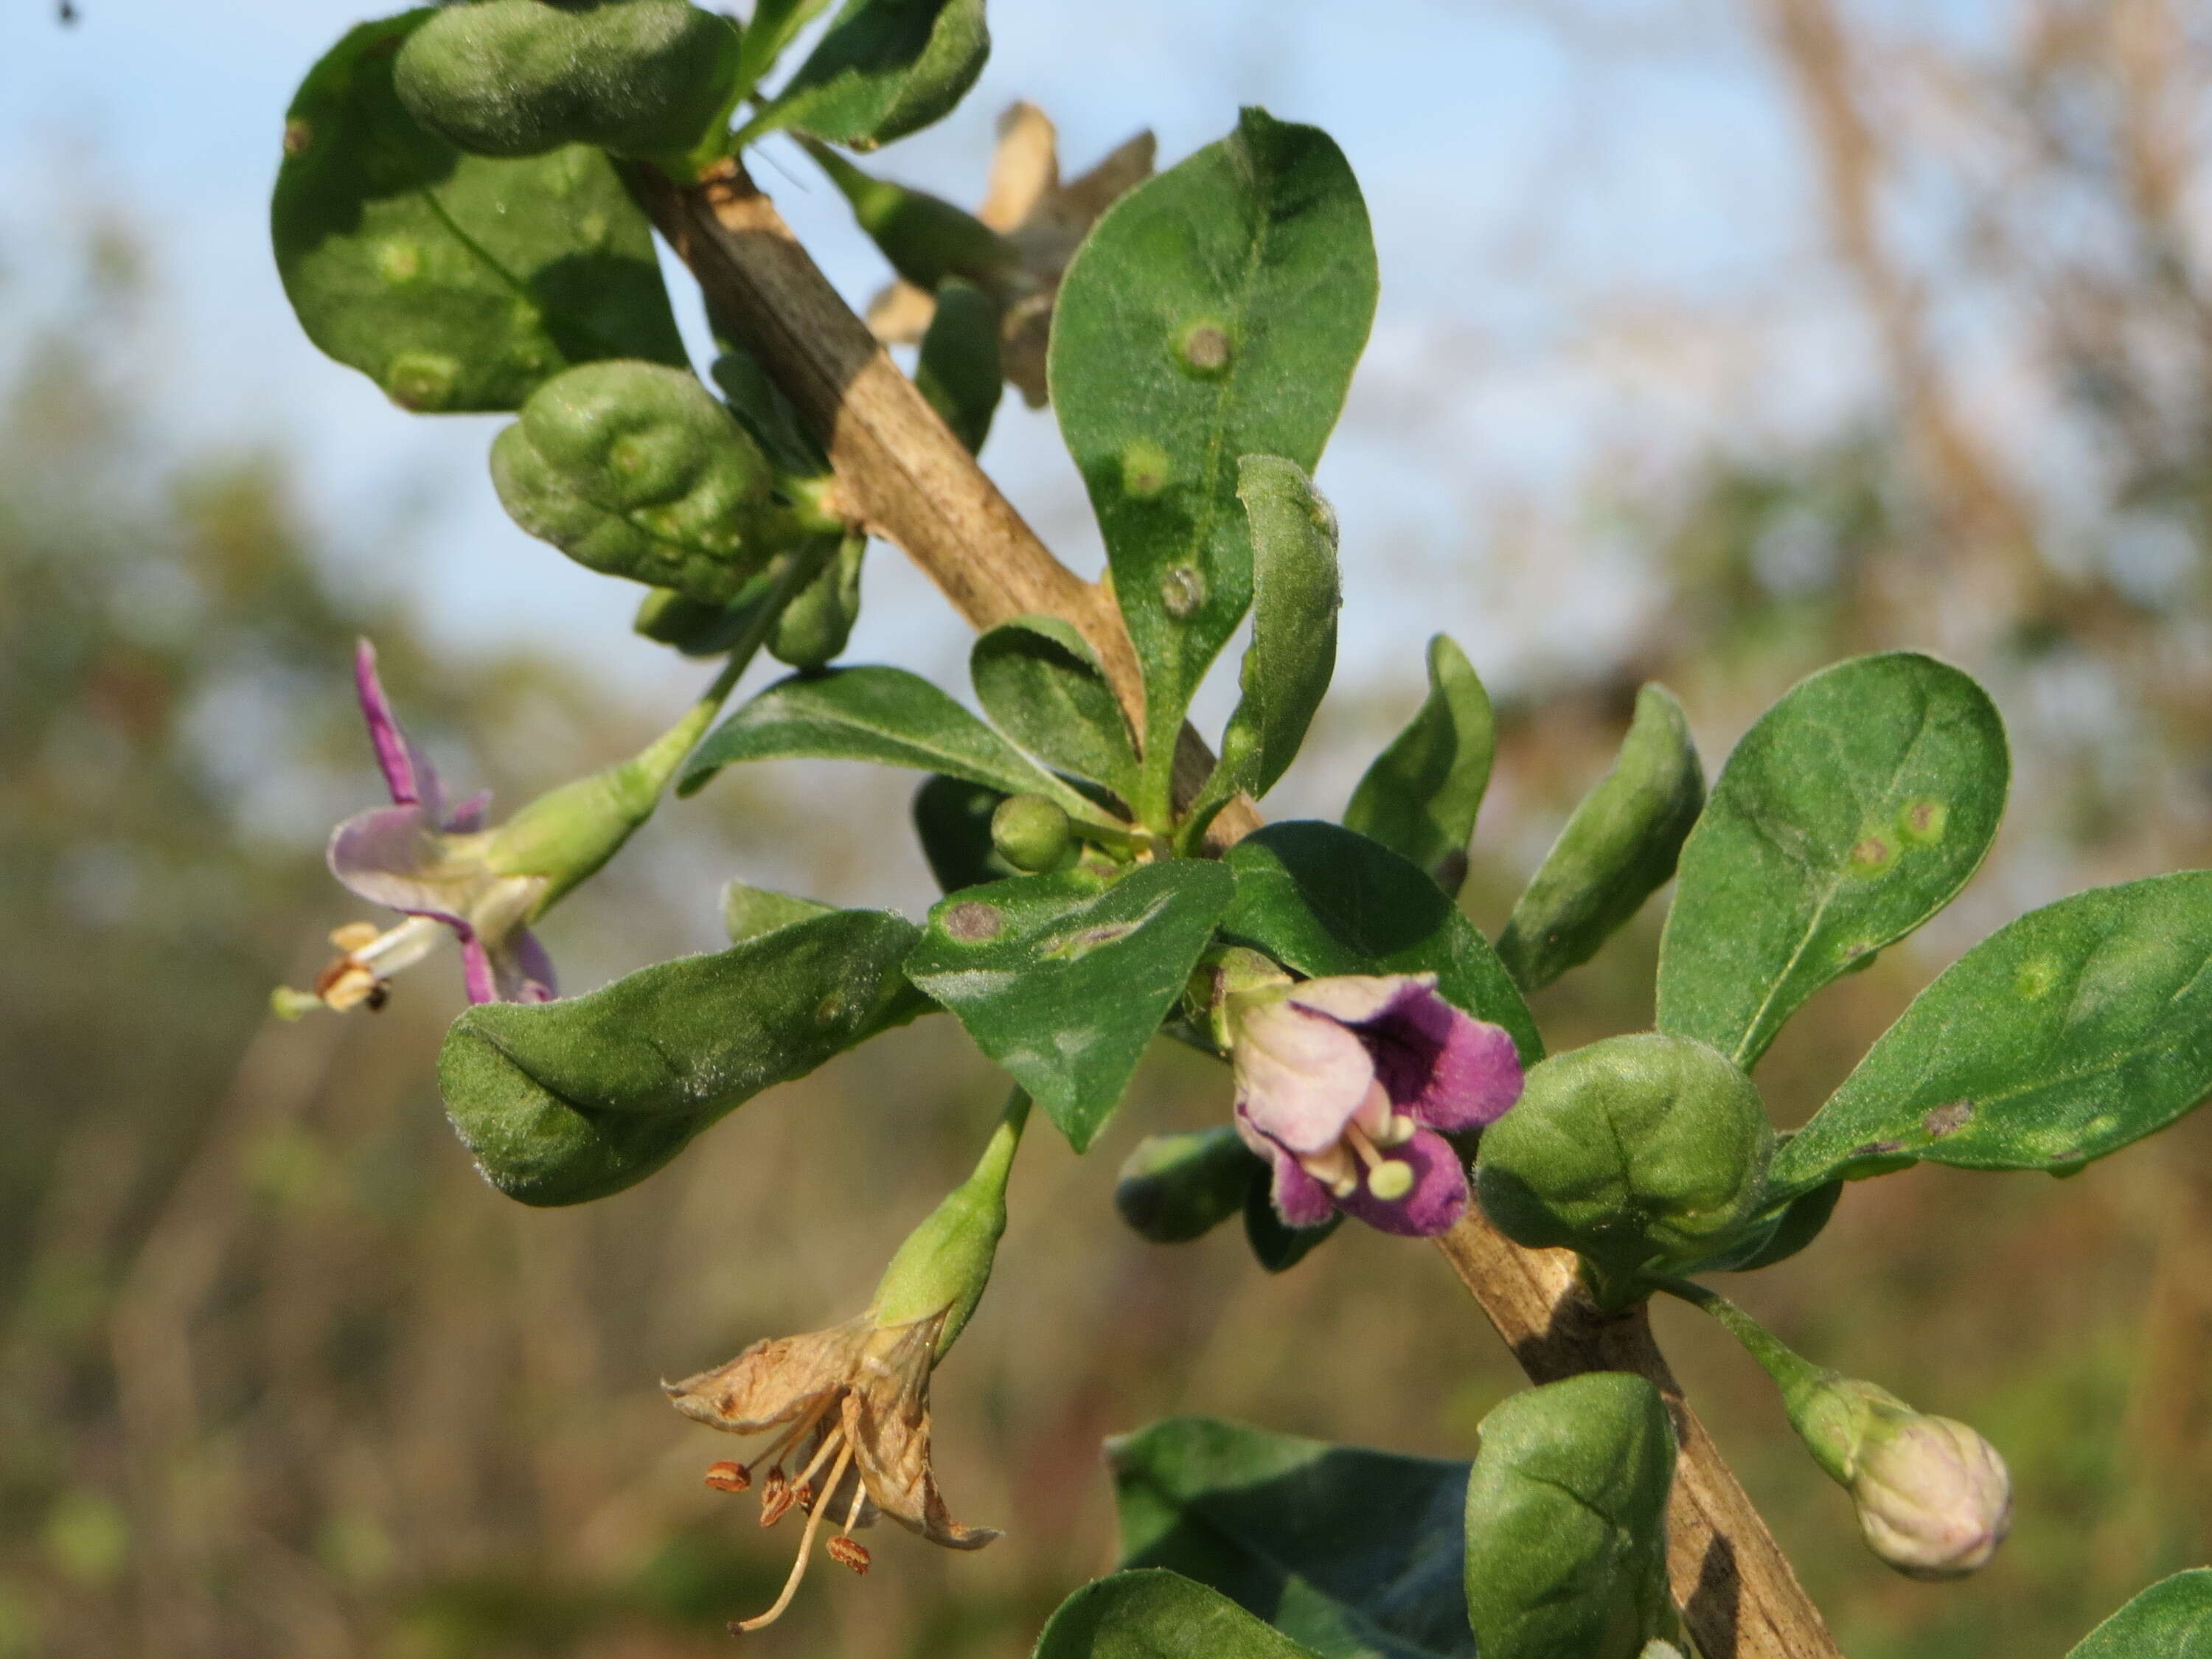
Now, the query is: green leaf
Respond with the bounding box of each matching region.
[709,348,829,476]
[1115,1127,1259,1245]
[745,0,987,151]
[1221,822,1540,1065]
[1343,636,1493,896]
[438,909,926,1205]
[1767,872,2212,1197]
[1051,108,1377,820]
[1243,1177,1341,1273]
[1034,1571,1323,1659]
[273,13,687,414]
[632,568,779,656]
[678,665,1085,810]
[972,616,1141,801]
[491,361,791,604]
[917,278,1004,454]
[2067,1571,2212,1659]
[905,860,1235,1150]
[911,773,1016,893]
[1496,685,1704,994]
[1657,653,2008,1068]
[807,137,1014,293]
[393,0,740,165]
[729,0,835,107]
[720,879,833,943]
[768,532,866,669]
[1195,456,1340,828]
[1462,1374,1677,1659]
[1109,1417,1475,1659]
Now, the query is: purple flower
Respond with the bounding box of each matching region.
[1228,973,1523,1237]
[312,641,556,1009]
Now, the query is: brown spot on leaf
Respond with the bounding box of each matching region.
[1923,1100,1973,1138]
[940,902,1002,943]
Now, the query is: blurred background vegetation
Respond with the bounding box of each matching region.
[7,3,2212,1658]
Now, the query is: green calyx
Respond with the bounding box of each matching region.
[493,361,807,605]
[394,0,743,175]
[1477,1032,1774,1303]
[868,1090,1030,1356]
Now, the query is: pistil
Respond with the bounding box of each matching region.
[732,1439,855,1634]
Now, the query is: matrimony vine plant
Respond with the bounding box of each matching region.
[260,4,2212,1655]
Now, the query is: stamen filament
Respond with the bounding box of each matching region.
[732,1440,853,1634]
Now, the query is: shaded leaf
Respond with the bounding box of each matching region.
[768,533,866,669]
[1769,872,2212,1197]
[1462,1374,1677,1659]
[1496,685,1703,993]
[720,879,832,943]
[1221,822,1540,1064]
[1034,1571,1322,1659]
[1343,636,1492,895]
[273,13,686,414]
[438,910,926,1205]
[679,665,1084,810]
[1115,1126,1261,1245]
[917,277,1004,453]
[905,860,1234,1150]
[911,773,1016,893]
[972,616,1139,800]
[748,0,987,150]
[1110,1416,1473,1659]
[2067,1571,2212,1659]
[1051,109,1376,816]
[1657,653,2007,1068]
[1243,1177,1340,1273]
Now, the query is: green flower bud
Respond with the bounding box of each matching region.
[768,532,866,669]
[395,0,742,167]
[870,1093,1029,1357]
[1476,1032,1773,1301]
[1463,1373,1680,1659]
[1113,1126,1259,1244]
[493,361,794,605]
[989,793,1073,873]
[804,139,1015,295]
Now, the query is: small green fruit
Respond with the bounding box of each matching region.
[990,794,1072,873]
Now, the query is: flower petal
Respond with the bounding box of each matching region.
[844,1315,999,1551]
[1265,1145,1339,1229]
[662,1318,877,1436]
[495,927,558,1003]
[1231,998,1376,1153]
[1354,981,1523,1132]
[1283,973,1426,1026]
[327,804,471,921]
[456,930,498,1006]
[444,789,493,833]
[1335,1127,1469,1237]
[354,639,442,817]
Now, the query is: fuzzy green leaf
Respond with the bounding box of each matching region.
[1201,456,1340,818]
[1462,1374,1678,1659]
[971,616,1140,801]
[747,0,987,150]
[1109,1417,1474,1659]
[720,879,833,943]
[905,860,1235,1150]
[1114,1127,1259,1245]
[2067,1571,2212,1658]
[1051,108,1376,818]
[1497,684,1704,993]
[679,665,1084,809]
[492,361,789,603]
[438,909,926,1205]
[917,278,1004,453]
[273,13,687,414]
[1221,822,1540,1065]
[1343,636,1492,896]
[1033,1571,1322,1659]
[1769,872,2212,1197]
[1658,653,2007,1068]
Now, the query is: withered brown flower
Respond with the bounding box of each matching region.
[866,101,1155,406]
[667,1308,998,1632]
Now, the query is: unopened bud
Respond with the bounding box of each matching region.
[989,794,1072,873]
[1849,1406,2011,1579]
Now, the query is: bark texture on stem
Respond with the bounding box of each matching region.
[1433,1208,1842,1659]
[643,159,1837,1659]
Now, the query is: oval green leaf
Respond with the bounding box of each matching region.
[1034,1571,1323,1659]
[1051,108,1376,818]
[2067,1571,2212,1659]
[905,860,1235,1150]
[438,909,927,1206]
[745,0,987,150]
[1496,684,1703,994]
[1221,822,1540,1065]
[1769,871,2212,1197]
[1657,653,2007,1068]
[273,13,688,414]
[1343,635,1493,897]
[1110,1416,1475,1659]
[971,616,1141,802]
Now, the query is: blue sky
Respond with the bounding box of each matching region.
[0,0,1870,751]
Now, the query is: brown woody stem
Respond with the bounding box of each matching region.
[639,156,1841,1659]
